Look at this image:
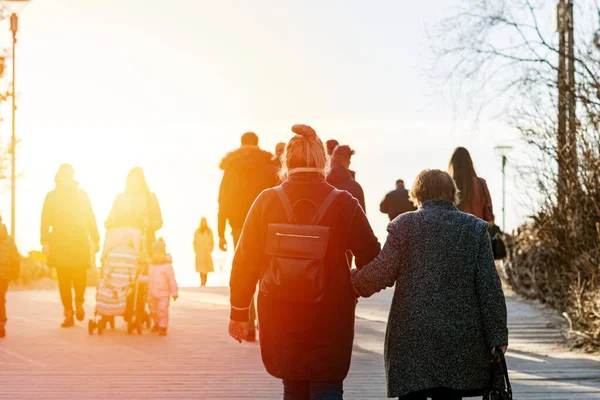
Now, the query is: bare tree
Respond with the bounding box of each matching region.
[432,0,600,347]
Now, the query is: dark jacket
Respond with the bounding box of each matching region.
[41,183,100,269]
[327,163,366,212]
[380,187,416,221]
[230,173,381,381]
[0,224,20,281]
[352,199,508,398]
[218,146,279,238]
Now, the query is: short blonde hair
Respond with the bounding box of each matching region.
[409,169,459,207]
[279,124,330,181]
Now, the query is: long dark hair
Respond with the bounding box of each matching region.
[448,147,477,210]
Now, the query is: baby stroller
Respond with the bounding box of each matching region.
[88,227,151,335]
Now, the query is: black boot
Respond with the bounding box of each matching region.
[0,324,5,338]
[61,310,75,328]
[75,302,85,322]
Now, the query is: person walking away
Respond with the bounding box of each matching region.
[0,220,20,338]
[272,142,286,167]
[352,169,508,400]
[218,132,278,249]
[194,217,214,287]
[448,147,495,225]
[229,125,381,400]
[380,179,416,221]
[326,139,356,179]
[148,238,178,336]
[327,145,366,212]
[41,164,100,328]
[325,139,339,157]
[105,167,163,255]
[218,131,279,340]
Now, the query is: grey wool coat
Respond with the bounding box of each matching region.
[352,199,508,398]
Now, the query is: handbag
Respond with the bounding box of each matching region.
[489,225,507,260]
[479,180,507,260]
[483,349,513,400]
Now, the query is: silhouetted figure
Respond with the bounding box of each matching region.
[0,219,20,339]
[327,145,366,212]
[326,139,356,179]
[41,164,100,328]
[229,125,380,400]
[272,142,286,166]
[325,139,339,156]
[218,132,278,251]
[448,147,495,225]
[352,170,508,400]
[105,167,163,253]
[194,217,214,287]
[218,132,278,340]
[148,238,178,336]
[380,179,416,221]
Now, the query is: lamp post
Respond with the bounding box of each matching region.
[494,145,513,232]
[1,0,30,239]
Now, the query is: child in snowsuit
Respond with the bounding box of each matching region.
[148,238,178,336]
[0,222,21,338]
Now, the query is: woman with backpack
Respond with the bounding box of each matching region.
[228,124,381,400]
[448,147,495,225]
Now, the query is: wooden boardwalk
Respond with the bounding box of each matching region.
[0,287,598,399]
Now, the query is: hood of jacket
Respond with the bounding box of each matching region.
[327,163,354,185]
[219,146,274,171]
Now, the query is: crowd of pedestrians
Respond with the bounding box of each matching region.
[0,124,508,399]
[226,125,507,400]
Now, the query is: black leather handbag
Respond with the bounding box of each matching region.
[489,225,507,260]
[483,349,513,400]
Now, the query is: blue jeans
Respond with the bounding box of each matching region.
[282,380,343,400]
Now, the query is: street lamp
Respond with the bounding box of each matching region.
[1,0,30,240]
[494,145,513,232]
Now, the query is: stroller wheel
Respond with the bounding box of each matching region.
[109,316,115,330]
[88,320,96,335]
[127,320,134,335]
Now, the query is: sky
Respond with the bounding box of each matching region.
[0,0,529,285]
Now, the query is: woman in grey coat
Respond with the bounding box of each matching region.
[352,169,508,400]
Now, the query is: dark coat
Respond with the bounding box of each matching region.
[218,146,279,238]
[327,163,366,212]
[0,224,20,281]
[230,173,381,382]
[380,187,416,221]
[41,183,100,270]
[352,199,508,398]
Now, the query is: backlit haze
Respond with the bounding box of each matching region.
[0,0,525,286]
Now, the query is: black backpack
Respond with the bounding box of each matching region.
[483,349,513,400]
[259,186,342,303]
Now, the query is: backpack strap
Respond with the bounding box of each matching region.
[273,186,294,223]
[312,189,343,224]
